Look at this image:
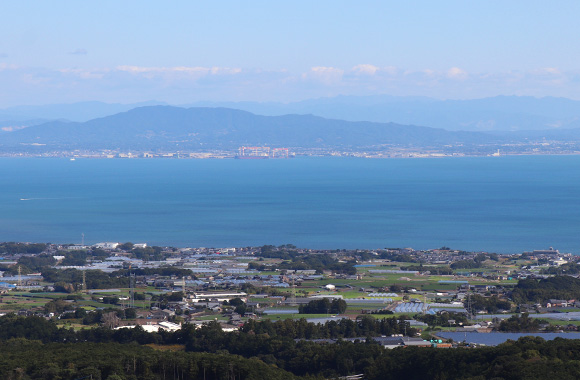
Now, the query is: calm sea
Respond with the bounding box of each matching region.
[1,156,579,253]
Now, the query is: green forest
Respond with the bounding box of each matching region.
[1,314,580,379]
[511,276,580,303]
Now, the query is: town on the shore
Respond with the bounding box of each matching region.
[5,136,580,160]
[2,241,580,348]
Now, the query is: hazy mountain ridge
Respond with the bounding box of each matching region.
[4,95,580,133]
[0,100,168,124]
[0,106,499,151]
[3,100,580,153]
[186,95,580,132]
[0,118,55,132]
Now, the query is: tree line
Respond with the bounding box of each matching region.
[511,275,580,304]
[298,298,347,314]
[2,314,580,379]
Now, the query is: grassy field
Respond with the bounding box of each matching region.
[542,319,580,326]
[336,290,368,298]
[0,289,153,313]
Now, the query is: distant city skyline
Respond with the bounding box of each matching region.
[1,1,579,106]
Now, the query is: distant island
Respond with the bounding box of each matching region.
[3,99,580,158]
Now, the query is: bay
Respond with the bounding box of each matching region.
[0,155,579,252]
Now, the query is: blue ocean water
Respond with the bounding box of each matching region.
[0,156,579,253]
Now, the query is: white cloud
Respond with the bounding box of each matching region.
[352,64,379,75]
[117,65,202,74]
[525,67,567,87]
[413,69,434,77]
[536,67,561,75]
[4,63,580,106]
[446,67,468,80]
[349,64,399,78]
[303,66,344,84]
[59,68,107,79]
[310,66,344,74]
[116,65,241,76]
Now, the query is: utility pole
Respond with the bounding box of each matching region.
[129,271,135,308]
[467,293,473,321]
[292,273,296,304]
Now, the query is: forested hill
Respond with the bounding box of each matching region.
[0,105,497,150]
[511,275,580,303]
[2,315,580,379]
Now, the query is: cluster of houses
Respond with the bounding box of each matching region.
[3,242,580,335]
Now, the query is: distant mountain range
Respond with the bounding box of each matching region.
[0,100,167,132]
[3,98,580,153]
[3,95,580,134]
[0,106,500,151]
[187,95,580,132]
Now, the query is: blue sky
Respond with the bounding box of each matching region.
[1,1,579,106]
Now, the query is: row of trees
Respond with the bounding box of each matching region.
[415,311,469,327]
[42,268,130,290]
[0,340,296,380]
[0,313,417,345]
[256,246,357,274]
[241,315,417,339]
[496,313,543,332]
[465,294,512,314]
[298,298,347,314]
[9,249,112,274]
[511,275,580,304]
[541,262,580,275]
[0,242,47,254]
[450,253,499,270]
[2,314,580,379]
[365,336,580,380]
[399,265,454,275]
[5,244,176,277]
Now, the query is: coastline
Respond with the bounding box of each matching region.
[2,150,580,159]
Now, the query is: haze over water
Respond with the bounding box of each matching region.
[1,156,579,253]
